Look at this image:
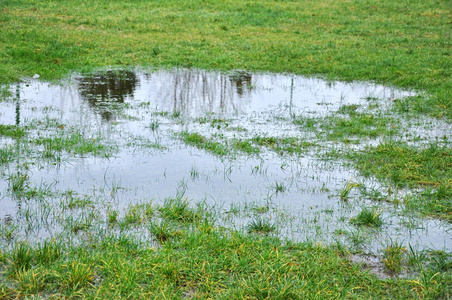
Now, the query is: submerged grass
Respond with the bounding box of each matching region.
[180,131,230,157]
[0,0,451,298]
[350,141,452,220]
[32,131,114,156]
[0,195,450,298]
[351,141,451,187]
[0,221,436,299]
[0,125,26,138]
[251,136,317,155]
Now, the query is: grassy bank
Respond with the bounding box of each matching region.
[1,0,451,118]
[0,198,450,299]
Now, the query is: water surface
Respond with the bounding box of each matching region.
[0,68,450,254]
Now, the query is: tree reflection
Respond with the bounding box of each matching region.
[77,70,138,121]
[143,69,254,116]
[229,71,252,96]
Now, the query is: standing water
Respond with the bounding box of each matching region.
[0,68,450,255]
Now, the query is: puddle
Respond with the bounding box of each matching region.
[0,68,450,255]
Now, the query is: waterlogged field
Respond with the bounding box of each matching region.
[0,68,451,298]
[1,0,451,297]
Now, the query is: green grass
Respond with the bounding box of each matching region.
[340,180,360,199]
[0,1,451,298]
[247,217,276,234]
[159,196,200,223]
[293,110,400,144]
[0,200,450,298]
[382,240,407,273]
[349,141,452,220]
[0,225,434,299]
[32,131,114,157]
[251,136,317,155]
[0,125,26,138]
[180,131,230,156]
[350,207,384,227]
[352,141,451,187]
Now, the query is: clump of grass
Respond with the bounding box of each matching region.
[340,180,360,199]
[251,204,270,214]
[231,139,259,154]
[251,136,316,155]
[35,240,62,266]
[171,111,181,118]
[350,207,384,227]
[66,215,93,234]
[123,205,143,225]
[8,242,34,273]
[64,193,94,209]
[382,240,407,273]
[210,118,228,129]
[107,210,119,224]
[149,221,181,243]
[0,125,26,138]
[275,181,286,193]
[147,119,160,132]
[14,267,51,294]
[159,196,200,222]
[32,131,114,156]
[0,223,17,240]
[247,217,276,234]
[180,131,230,156]
[0,146,15,164]
[60,261,94,289]
[7,172,29,196]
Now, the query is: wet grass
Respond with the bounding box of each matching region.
[246,217,276,234]
[350,207,384,228]
[351,141,451,188]
[350,141,452,221]
[32,131,114,156]
[180,131,230,157]
[0,0,451,298]
[251,136,317,155]
[382,240,407,273]
[293,108,400,144]
[0,187,450,298]
[0,216,439,299]
[0,125,26,138]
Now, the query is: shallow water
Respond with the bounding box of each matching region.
[0,68,450,254]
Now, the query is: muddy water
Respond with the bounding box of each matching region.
[0,68,450,254]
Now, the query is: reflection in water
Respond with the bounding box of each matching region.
[142,69,254,116]
[2,68,451,254]
[74,68,413,122]
[76,69,255,120]
[229,70,252,96]
[77,70,137,121]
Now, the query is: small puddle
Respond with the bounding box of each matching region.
[0,68,450,256]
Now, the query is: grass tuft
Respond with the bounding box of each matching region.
[350,207,384,228]
[159,196,200,223]
[247,217,276,234]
